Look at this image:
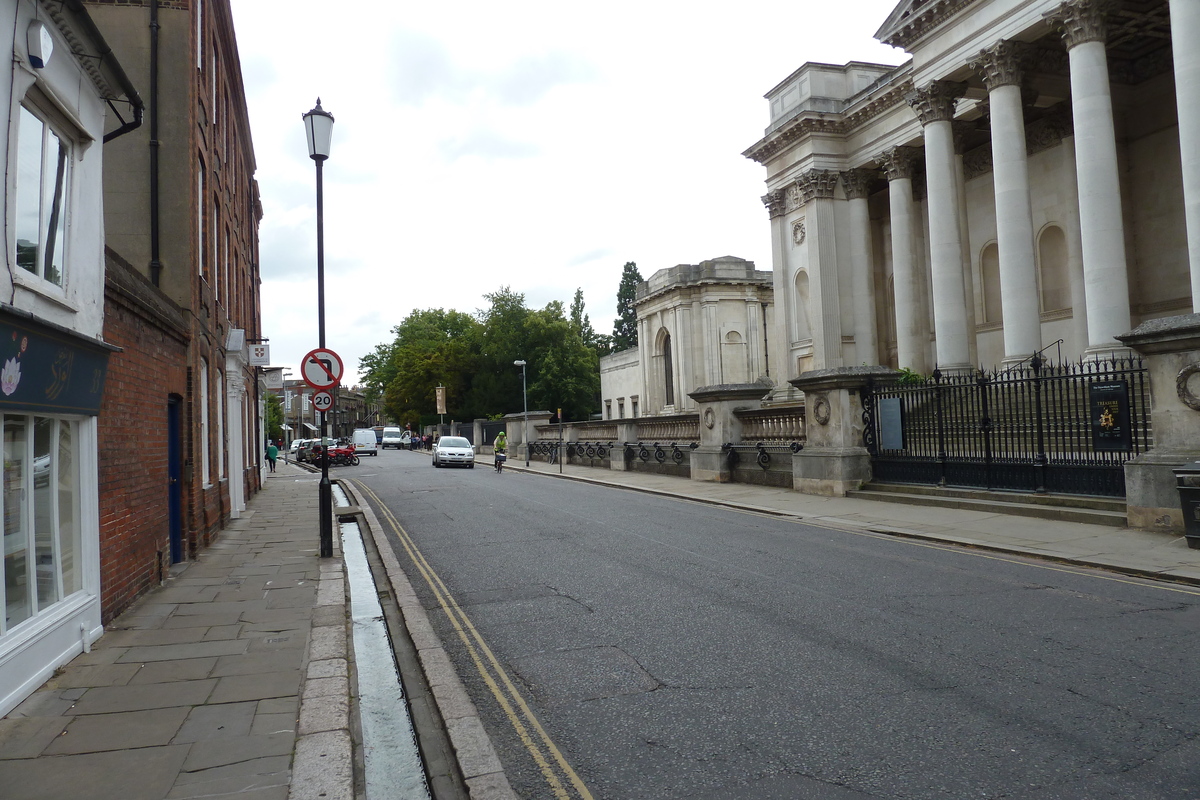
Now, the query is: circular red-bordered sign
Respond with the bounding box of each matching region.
[312,390,334,413]
[301,348,343,390]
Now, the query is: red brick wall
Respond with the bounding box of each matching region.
[98,256,189,624]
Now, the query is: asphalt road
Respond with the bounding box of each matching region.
[351,449,1200,800]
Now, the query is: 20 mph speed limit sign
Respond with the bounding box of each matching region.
[301,348,344,390]
[312,390,334,412]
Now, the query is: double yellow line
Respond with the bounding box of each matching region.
[352,480,594,800]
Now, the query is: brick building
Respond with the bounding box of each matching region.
[85,0,262,620]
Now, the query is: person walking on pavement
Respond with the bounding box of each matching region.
[494,430,507,473]
[266,440,278,472]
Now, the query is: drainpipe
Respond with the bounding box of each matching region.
[148,0,161,285]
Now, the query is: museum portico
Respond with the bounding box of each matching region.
[745,0,1196,402]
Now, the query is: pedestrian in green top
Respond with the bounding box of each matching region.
[266,441,278,472]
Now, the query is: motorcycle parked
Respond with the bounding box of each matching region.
[328,445,360,467]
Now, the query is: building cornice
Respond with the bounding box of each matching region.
[875,0,979,51]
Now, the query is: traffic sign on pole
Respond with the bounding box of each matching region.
[301,348,344,389]
[312,390,334,413]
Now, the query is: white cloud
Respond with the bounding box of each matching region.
[231,0,906,387]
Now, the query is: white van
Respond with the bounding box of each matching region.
[352,428,378,456]
[381,427,406,449]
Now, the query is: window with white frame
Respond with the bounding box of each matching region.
[217,371,225,479]
[3,416,82,635]
[200,359,210,486]
[15,105,71,287]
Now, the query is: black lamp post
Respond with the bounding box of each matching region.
[514,359,529,467]
[303,98,334,558]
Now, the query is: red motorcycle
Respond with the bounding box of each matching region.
[329,445,360,467]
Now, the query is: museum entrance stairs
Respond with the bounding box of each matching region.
[846,482,1129,527]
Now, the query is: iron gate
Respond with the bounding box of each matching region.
[862,355,1151,497]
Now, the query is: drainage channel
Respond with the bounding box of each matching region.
[336,485,432,799]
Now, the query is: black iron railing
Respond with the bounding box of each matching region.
[862,354,1150,497]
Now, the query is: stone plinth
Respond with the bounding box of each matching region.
[688,381,772,482]
[789,366,897,497]
[1117,314,1200,531]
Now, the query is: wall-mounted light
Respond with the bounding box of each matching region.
[27,21,53,69]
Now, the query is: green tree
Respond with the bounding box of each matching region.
[524,300,600,421]
[612,261,642,351]
[265,392,284,443]
[381,309,480,425]
[570,288,611,356]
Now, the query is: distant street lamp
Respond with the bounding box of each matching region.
[303,98,334,558]
[514,360,529,467]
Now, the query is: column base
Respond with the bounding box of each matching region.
[1125,450,1200,532]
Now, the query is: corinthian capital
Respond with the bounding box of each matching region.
[762,190,787,219]
[840,168,877,200]
[970,40,1027,90]
[1045,0,1112,50]
[907,81,968,125]
[795,169,839,203]
[877,146,919,181]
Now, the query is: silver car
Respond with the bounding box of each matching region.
[432,436,475,468]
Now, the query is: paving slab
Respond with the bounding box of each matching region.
[130,658,219,684]
[117,640,249,663]
[0,745,189,800]
[173,700,258,743]
[69,679,217,715]
[209,671,301,704]
[45,707,191,754]
[0,716,70,758]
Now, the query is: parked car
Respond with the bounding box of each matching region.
[291,439,310,462]
[432,436,475,468]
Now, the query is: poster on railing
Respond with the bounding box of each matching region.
[1090,381,1131,452]
[879,397,905,451]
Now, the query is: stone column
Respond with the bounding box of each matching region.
[879,147,929,374]
[1116,314,1200,532]
[688,381,772,482]
[971,41,1043,362]
[1170,0,1200,311]
[841,168,881,365]
[953,121,980,366]
[1048,0,1132,355]
[796,169,843,369]
[762,190,795,399]
[789,366,897,496]
[908,81,973,371]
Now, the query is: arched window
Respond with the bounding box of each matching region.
[662,332,674,407]
[980,243,1002,324]
[1038,225,1070,312]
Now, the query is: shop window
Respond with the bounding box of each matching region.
[15,105,70,287]
[2,416,80,635]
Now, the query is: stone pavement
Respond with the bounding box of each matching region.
[0,461,354,800]
[497,454,1200,585]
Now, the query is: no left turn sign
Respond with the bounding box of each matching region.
[302,348,344,390]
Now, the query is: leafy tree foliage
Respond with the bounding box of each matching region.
[612,261,643,352]
[265,392,284,443]
[571,288,611,357]
[364,286,602,426]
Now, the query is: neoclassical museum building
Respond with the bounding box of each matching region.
[742,0,1197,403]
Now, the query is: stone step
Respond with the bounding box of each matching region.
[847,484,1128,527]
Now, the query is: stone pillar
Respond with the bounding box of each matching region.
[908,81,972,371]
[1116,314,1200,531]
[953,121,980,366]
[788,366,897,496]
[879,146,929,374]
[609,420,639,471]
[688,381,772,482]
[473,419,484,450]
[796,169,843,369]
[762,190,796,399]
[841,168,880,365]
[971,41,1042,362]
[1048,0,1133,355]
[1170,0,1200,311]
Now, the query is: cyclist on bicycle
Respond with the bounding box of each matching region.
[494,431,508,472]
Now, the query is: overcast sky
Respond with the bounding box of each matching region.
[229,1,908,386]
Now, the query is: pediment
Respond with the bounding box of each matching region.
[874,0,979,50]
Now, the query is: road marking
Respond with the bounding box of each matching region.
[351,480,594,800]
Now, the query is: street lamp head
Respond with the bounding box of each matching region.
[514,360,526,367]
[302,98,334,161]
